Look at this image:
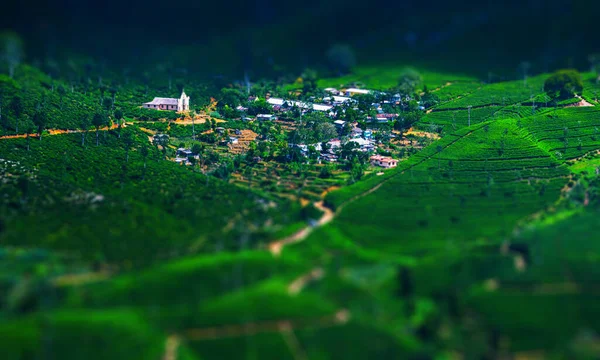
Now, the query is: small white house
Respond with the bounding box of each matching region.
[312,104,333,112]
[257,114,276,121]
[333,120,346,128]
[267,98,285,106]
[370,155,398,168]
[229,137,239,144]
[345,88,372,96]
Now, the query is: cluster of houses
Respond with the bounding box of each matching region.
[175,148,198,165]
[290,122,378,163]
[146,86,403,169]
[240,86,413,125]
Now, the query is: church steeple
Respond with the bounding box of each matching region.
[178,89,190,112]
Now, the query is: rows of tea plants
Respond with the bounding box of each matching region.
[322,118,569,254]
[0,130,303,267]
[521,106,600,160]
[435,75,548,110]
[419,106,500,130]
[432,81,482,103]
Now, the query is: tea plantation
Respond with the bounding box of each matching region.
[2,55,600,359]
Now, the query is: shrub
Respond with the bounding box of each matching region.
[544,69,583,100]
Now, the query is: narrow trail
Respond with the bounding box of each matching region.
[162,335,181,360]
[0,124,120,140]
[288,268,324,295]
[268,201,334,256]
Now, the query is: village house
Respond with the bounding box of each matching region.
[370,155,398,168]
[267,98,285,106]
[348,137,374,151]
[257,114,276,121]
[333,120,346,129]
[324,87,340,95]
[345,88,372,96]
[143,90,190,112]
[351,127,364,138]
[176,148,193,158]
[152,133,169,145]
[312,104,334,112]
[327,139,341,151]
[368,113,397,123]
[323,95,352,105]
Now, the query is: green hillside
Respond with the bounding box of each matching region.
[1,47,600,359]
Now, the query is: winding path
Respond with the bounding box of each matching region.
[268,201,334,256]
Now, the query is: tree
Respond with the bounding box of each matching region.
[92,112,107,146]
[397,68,422,95]
[57,85,66,110]
[122,130,134,163]
[243,165,254,188]
[326,44,356,75]
[32,110,47,141]
[314,122,337,143]
[9,95,23,134]
[114,109,124,138]
[344,106,360,123]
[191,143,203,155]
[141,144,149,178]
[517,61,531,86]
[394,111,422,131]
[80,114,91,147]
[0,32,23,78]
[544,69,583,100]
[355,93,376,112]
[247,98,271,116]
[588,53,600,80]
[191,111,196,140]
[109,87,117,107]
[25,123,34,151]
[219,88,245,108]
[301,68,318,94]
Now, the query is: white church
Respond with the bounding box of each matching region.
[143,90,190,112]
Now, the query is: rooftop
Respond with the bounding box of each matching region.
[144,97,178,106]
[267,98,285,106]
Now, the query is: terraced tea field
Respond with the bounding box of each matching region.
[321,119,569,254]
[435,75,549,110]
[521,106,600,160]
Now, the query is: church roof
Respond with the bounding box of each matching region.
[144,97,178,105]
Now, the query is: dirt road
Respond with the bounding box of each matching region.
[268,201,334,256]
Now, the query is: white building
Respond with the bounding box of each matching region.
[333,120,346,128]
[370,155,398,168]
[345,88,372,96]
[312,104,333,112]
[267,97,285,106]
[256,114,276,121]
[143,90,190,112]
